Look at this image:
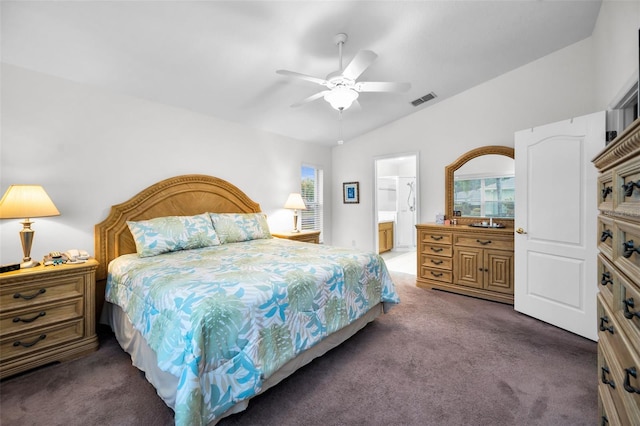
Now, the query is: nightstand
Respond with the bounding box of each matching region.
[0,259,99,379]
[272,230,321,244]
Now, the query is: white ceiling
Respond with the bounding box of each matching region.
[1,1,602,145]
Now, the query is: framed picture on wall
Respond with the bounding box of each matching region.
[343,182,359,204]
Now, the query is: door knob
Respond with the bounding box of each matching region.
[516,228,527,234]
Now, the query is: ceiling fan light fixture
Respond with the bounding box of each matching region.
[324,86,359,110]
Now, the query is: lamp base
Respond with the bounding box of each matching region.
[20,259,40,269]
[291,229,300,233]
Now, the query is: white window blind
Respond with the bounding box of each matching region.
[301,165,323,242]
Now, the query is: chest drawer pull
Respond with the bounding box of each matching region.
[476,239,492,245]
[13,334,46,348]
[599,316,614,334]
[623,298,639,320]
[602,186,613,200]
[600,230,613,242]
[431,235,444,241]
[624,367,640,394]
[430,271,443,277]
[431,247,443,253]
[13,311,46,323]
[600,272,613,287]
[622,180,640,197]
[622,240,640,258]
[431,259,443,265]
[13,288,46,300]
[601,366,615,389]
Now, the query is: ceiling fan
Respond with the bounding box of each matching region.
[277,33,411,112]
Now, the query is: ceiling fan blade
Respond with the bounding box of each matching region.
[355,81,411,93]
[276,69,328,86]
[290,90,330,108]
[342,50,377,80]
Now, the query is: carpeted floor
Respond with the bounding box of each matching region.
[0,272,597,426]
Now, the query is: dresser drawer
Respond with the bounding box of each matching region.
[598,345,632,426]
[420,267,452,283]
[453,234,513,251]
[0,299,83,338]
[615,155,640,218]
[0,319,84,362]
[598,254,616,307]
[419,230,452,245]
[598,169,615,213]
[614,219,640,281]
[599,383,625,426]
[420,254,453,270]
[598,215,615,261]
[615,274,640,356]
[421,243,452,257]
[0,274,84,311]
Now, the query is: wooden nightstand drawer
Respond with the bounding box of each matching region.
[272,230,320,244]
[0,298,83,338]
[0,275,84,311]
[0,319,84,362]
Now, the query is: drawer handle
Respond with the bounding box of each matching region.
[601,186,612,201]
[622,180,640,197]
[430,271,443,278]
[622,240,640,258]
[623,298,639,320]
[601,366,615,389]
[601,416,609,426]
[599,229,612,242]
[476,239,492,245]
[624,367,640,394]
[13,311,46,324]
[431,235,443,241]
[431,247,443,253]
[13,334,46,348]
[430,259,443,265]
[599,316,614,334]
[600,271,613,287]
[13,288,46,300]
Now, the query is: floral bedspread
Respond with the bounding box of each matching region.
[105,238,399,426]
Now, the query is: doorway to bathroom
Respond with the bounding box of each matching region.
[374,153,419,275]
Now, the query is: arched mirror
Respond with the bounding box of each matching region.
[445,145,515,226]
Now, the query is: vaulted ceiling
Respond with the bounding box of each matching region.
[1,1,602,145]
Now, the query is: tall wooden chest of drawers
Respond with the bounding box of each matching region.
[593,118,640,424]
[0,259,99,378]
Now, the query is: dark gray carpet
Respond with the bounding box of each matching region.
[0,272,597,425]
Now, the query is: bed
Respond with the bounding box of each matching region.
[94,174,400,426]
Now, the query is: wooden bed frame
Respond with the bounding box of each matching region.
[93,173,385,424]
[94,174,261,315]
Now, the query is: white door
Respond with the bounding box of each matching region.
[514,111,605,341]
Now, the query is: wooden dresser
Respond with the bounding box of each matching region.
[416,223,514,304]
[272,230,320,244]
[0,259,99,379]
[593,118,640,425]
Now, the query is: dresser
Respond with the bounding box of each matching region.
[592,118,640,424]
[416,223,514,304]
[0,259,99,379]
[271,230,321,244]
[378,221,394,254]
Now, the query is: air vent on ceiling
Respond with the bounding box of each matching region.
[411,92,437,107]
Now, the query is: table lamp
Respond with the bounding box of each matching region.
[284,193,306,233]
[0,185,61,268]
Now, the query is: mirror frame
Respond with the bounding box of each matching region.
[445,145,515,227]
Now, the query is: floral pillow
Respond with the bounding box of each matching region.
[209,212,271,244]
[127,213,221,257]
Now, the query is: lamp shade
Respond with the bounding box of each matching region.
[284,193,307,210]
[0,185,61,219]
[324,87,359,110]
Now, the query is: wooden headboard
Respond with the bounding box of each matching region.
[94,174,261,283]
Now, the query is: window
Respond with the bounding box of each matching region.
[301,165,323,241]
[454,175,514,218]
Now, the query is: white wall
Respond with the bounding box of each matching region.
[332,36,597,251]
[0,64,333,264]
